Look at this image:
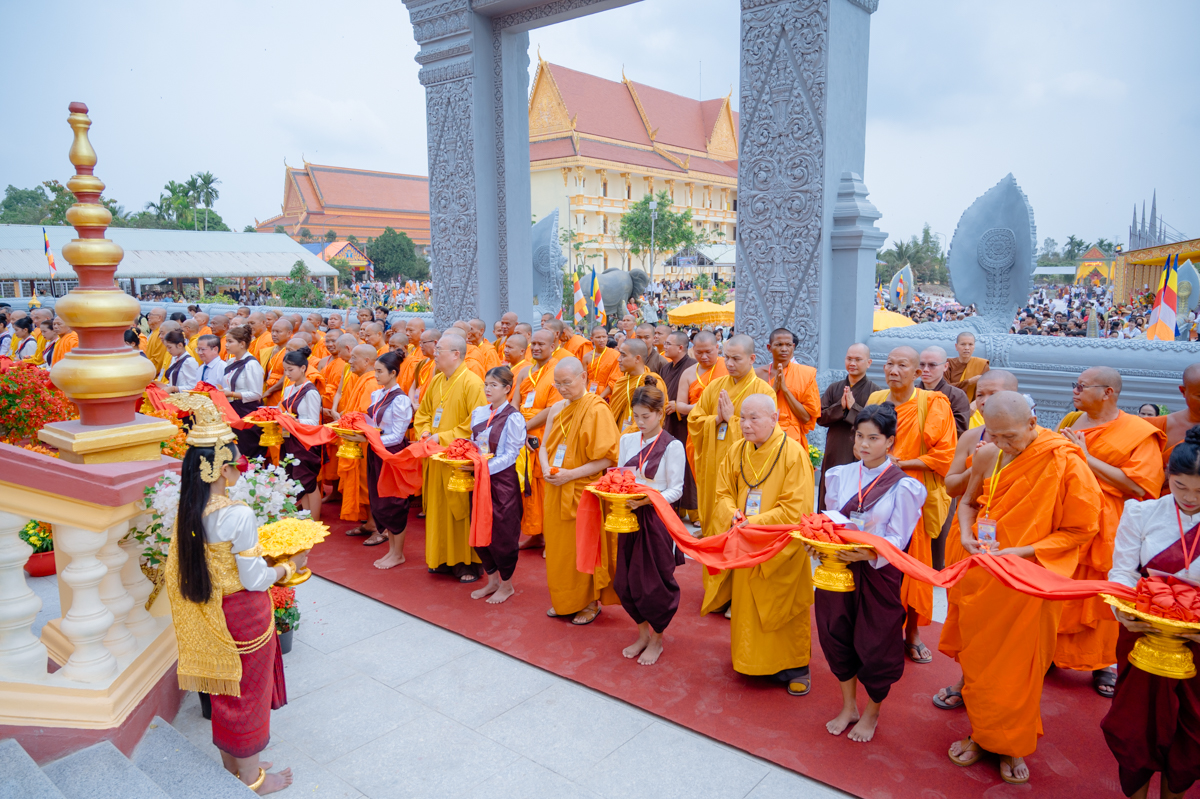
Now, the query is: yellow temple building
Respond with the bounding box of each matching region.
[1074,245,1114,285]
[529,59,739,276]
[1115,237,1200,302]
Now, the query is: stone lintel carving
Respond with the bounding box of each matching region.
[736,0,828,365]
[419,60,475,86]
[415,41,473,65]
[408,0,472,43]
[491,0,639,31]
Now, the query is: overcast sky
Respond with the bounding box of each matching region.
[2,0,1196,252]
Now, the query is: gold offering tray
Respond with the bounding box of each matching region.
[326,423,366,459]
[431,452,493,492]
[1102,594,1200,679]
[790,532,875,593]
[587,487,648,534]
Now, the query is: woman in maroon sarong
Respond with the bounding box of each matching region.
[280,348,322,521]
[616,383,686,666]
[810,403,927,743]
[164,402,306,794]
[221,325,265,462]
[467,365,526,603]
[1102,425,1200,799]
[362,351,414,570]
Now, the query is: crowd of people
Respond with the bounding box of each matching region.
[6,296,1198,797]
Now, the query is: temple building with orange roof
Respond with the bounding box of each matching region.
[529,59,738,277]
[255,163,431,253]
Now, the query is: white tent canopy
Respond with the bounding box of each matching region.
[0,225,338,280]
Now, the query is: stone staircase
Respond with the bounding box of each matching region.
[1,717,250,799]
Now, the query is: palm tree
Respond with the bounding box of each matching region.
[183,176,202,230]
[1063,235,1089,261]
[145,198,167,220]
[197,172,220,231]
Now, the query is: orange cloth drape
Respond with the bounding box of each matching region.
[50,331,78,366]
[768,362,820,448]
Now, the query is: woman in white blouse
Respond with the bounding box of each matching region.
[279,348,322,521]
[614,384,686,666]
[222,325,265,461]
[162,329,200,392]
[361,351,414,571]
[466,365,527,604]
[1101,425,1200,799]
[813,403,927,744]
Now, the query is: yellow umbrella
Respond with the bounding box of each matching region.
[668,300,735,327]
[722,299,736,312]
[873,308,916,331]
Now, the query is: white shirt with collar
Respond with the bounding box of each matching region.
[196,356,226,388]
[617,430,685,504]
[281,382,322,425]
[470,402,527,475]
[368,386,414,447]
[1110,493,1200,588]
[165,352,201,390]
[822,460,927,569]
[222,354,264,402]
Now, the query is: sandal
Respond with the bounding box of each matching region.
[571,605,601,625]
[906,642,933,664]
[786,678,811,696]
[1093,668,1117,698]
[948,736,984,767]
[362,532,387,546]
[345,526,372,537]
[932,686,964,710]
[999,755,1030,785]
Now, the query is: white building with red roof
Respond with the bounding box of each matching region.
[529,58,738,277]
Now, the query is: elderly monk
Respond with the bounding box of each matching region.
[634,323,669,375]
[388,331,408,354]
[945,392,1101,785]
[816,344,879,512]
[208,315,230,360]
[494,311,518,357]
[701,394,815,695]
[329,344,381,529]
[182,318,201,359]
[919,346,970,435]
[1147,362,1200,477]
[756,328,820,448]
[946,332,990,402]
[540,357,621,623]
[260,319,293,406]
[608,340,668,434]
[50,316,78,366]
[503,333,530,401]
[582,325,618,400]
[559,324,590,360]
[415,332,487,580]
[688,335,774,539]
[144,307,170,373]
[514,329,564,549]
[677,331,727,505]
[1054,366,1165,694]
[867,346,957,664]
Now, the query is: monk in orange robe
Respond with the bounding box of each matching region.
[1147,362,1200,477]
[330,344,380,526]
[208,316,230,360]
[466,319,502,370]
[408,330,439,407]
[363,322,388,356]
[559,325,590,360]
[582,325,619,401]
[260,319,293,407]
[540,357,620,623]
[50,317,78,366]
[318,334,356,494]
[247,312,271,361]
[502,334,531,402]
[1054,366,1165,693]
[678,331,726,478]
[304,322,329,361]
[514,329,563,548]
[607,339,667,434]
[756,328,820,448]
[493,312,518,359]
[867,346,957,664]
[945,392,1101,785]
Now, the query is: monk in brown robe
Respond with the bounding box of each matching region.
[756,328,821,448]
[541,357,620,623]
[515,330,564,550]
[816,344,879,512]
[946,392,1101,785]
[1055,366,1165,695]
[946,331,990,402]
[659,330,697,515]
[608,340,668,434]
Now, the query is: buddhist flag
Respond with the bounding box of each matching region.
[1146,253,1179,341]
[590,266,605,325]
[572,275,587,324]
[43,228,56,276]
[555,308,563,321]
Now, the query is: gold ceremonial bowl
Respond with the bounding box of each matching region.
[587,487,647,534]
[326,424,366,460]
[249,418,284,447]
[790,532,875,593]
[431,452,492,492]
[1101,594,1200,679]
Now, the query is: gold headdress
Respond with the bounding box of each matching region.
[162,393,238,481]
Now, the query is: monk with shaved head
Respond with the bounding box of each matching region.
[676,330,727,525]
[540,356,621,624]
[1054,366,1165,694]
[815,343,879,511]
[1146,362,1200,476]
[494,311,519,358]
[332,344,382,535]
[945,391,1102,784]
[502,333,530,401]
[260,319,294,406]
[609,339,668,434]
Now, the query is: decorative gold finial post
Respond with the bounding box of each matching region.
[39,103,174,462]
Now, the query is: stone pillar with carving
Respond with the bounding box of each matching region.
[828,172,887,362]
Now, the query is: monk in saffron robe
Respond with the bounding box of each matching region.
[305,322,329,361]
[414,332,487,580]
[582,325,619,400]
[677,331,726,523]
[285,337,325,397]
[1146,362,1200,478]
[701,394,814,695]
[756,328,821,449]
[50,316,78,366]
[502,333,530,403]
[540,357,620,623]
[467,319,502,371]
[362,322,388,357]
[608,339,667,434]
[144,308,170,373]
[208,316,230,360]
[247,312,270,362]
[1055,366,1165,694]
[514,329,563,549]
[559,325,590,360]
[945,392,1101,785]
[946,331,990,402]
[260,319,293,407]
[688,334,773,540]
[330,345,380,526]
[493,312,518,359]
[318,334,355,497]
[867,346,957,664]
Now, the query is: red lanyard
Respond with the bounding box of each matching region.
[857,461,891,511]
[1176,504,1200,569]
[636,430,663,475]
[485,402,505,429]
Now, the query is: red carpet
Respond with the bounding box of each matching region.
[307,505,1177,798]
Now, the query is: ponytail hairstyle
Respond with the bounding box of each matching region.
[283,349,310,369]
[1168,425,1200,477]
[175,441,241,604]
[377,350,403,376]
[630,383,665,416]
[853,403,898,439]
[486,364,514,390]
[124,328,141,349]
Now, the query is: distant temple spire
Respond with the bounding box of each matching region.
[1129,191,1170,251]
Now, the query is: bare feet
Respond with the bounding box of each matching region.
[638,634,664,665]
[623,626,651,659]
[847,704,880,742]
[471,574,500,600]
[486,581,515,604]
[373,551,405,569]
[826,707,860,736]
[256,768,294,795]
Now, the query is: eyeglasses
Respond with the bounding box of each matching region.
[1071,383,1110,392]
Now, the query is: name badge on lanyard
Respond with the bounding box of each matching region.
[849,511,870,530]
[553,444,567,468]
[717,422,728,441]
[433,407,443,427]
[745,488,762,517]
[523,392,535,409]
[589,381,598,393]
[977,517,998,550]
[478,438,490,455]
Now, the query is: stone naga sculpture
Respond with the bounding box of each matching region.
[532,208,566,321]
[947,174,1037,334]
[596,268,650,325]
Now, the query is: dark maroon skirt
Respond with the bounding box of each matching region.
[210,590,287,758]
[473,465,523,580]
[368,442,411,535]
[282,435,321,495]
[814,560,906,703]
[614,506,685,633]
[229,399,262,462]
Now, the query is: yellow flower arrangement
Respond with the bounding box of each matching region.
[257,518,330,559]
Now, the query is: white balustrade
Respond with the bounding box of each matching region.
[0,511,47,681]
[120,517,157,641]
[54,523,117,683]
[97,521,137,659]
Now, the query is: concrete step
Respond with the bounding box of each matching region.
[132,716,249,799]
[42,741,169,799]
[0,738,67,799]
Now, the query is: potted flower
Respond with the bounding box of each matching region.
[20,520,54,576]
[270,585,299,654]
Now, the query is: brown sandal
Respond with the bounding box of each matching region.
[999,756,1030,784]
[948,737,984,767]
[344,526,372,537]
[362,532,387,546]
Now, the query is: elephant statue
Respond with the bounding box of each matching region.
[532,208,566,322]
[596,268,650,326]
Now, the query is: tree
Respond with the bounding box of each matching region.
[275,261,324,308]
[183,175,202,230]
[366,227,427,281]
[1041,238,1060,260]
[298,228,313,242]
[619,190,696,280]
[274,225,286,234]
[327,257,354,283]
[243,224,256,233]
[0,185,49,224]
[1095,238,1114,255]
[1063,235,1089,261]
[324,229,338,243]
[875,224,947,285]
[196,172,220,231]
[346,234,359,246]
